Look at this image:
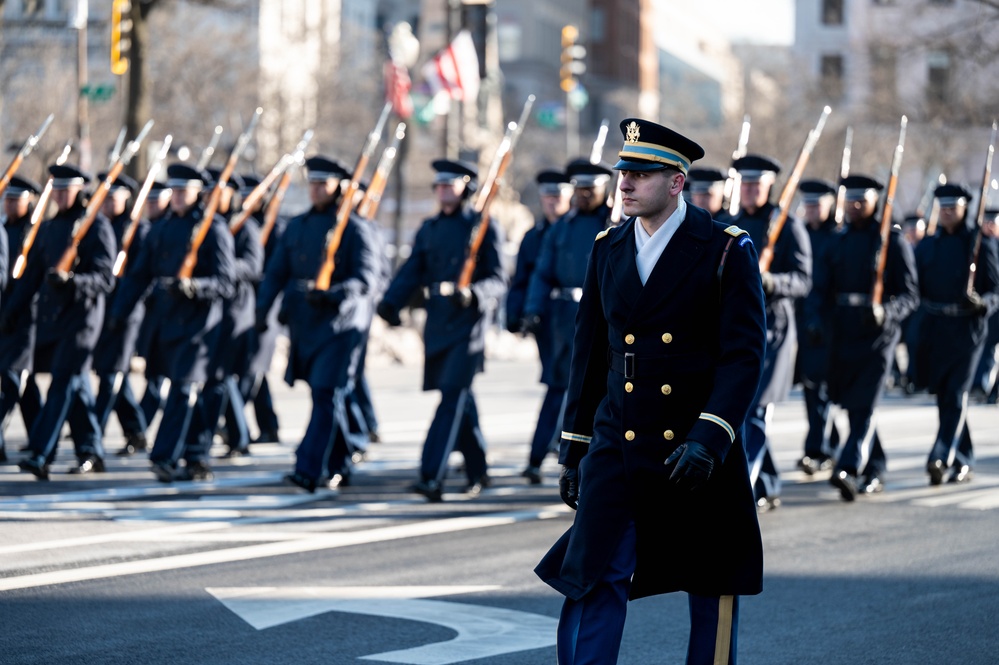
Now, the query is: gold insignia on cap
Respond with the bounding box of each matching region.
[625,121,641,144]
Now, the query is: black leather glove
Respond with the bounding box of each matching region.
[450,286,476,309]
[664,440,716,492]
[104,316,125,335]
[377,300,401,327]
[760,271,775,296]
[965,291,988,315]
[505,316,521,334]
[170,277,198,300]
[254,308,269,333]
[559,465,579,510]
[520,314,541,336]
[46,269,74,289]
[306,289,343,311]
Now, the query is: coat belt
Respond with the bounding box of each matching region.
[835,292,873,307]
[550,287,583,302]
[424,281,456,298]
[608,349,675,379]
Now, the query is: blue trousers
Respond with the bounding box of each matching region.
[28,373,104,463]
[746,403,781,501]
[528,387,565,467]
[295,386,351,482]
[835,407,886,478]
[802,380,839,460]
[140,375,166,426]
[149,382,212,466]
[205,376,249,452]
[422,387,487,484]
[0,370,41,452]
[930,389,974,469]
[239,373,279,434]
[557,522,739,665]
[95,372,148,436]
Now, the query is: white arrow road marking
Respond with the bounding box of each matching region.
[206,586,558,665]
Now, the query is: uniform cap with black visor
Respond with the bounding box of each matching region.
[613,118,705,175]
[431,158,478,198]
[535,169,572,197]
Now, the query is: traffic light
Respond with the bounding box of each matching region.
[111,0,132,76]
[560,25,586,92]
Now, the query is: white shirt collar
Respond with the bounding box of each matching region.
[634,197,686,285]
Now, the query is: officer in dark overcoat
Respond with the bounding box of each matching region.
[686,166,729,220]
[535,119,766,665]
[0,176,42,463]
[255,156,380,492]
[110,164,235,483]
[506,169,572,483]
[971,209,999,401]
[727,154,812,509]
[795,178,842,474]
[91,173,151,457]
[805,175,919,500]
[377,159,507,502]
[521,161,612,484]
[914,183,999,485]
[7,164,116,479]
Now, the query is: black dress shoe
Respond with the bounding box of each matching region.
[756,496,781,512]
[326,472,350,490]
[219,447,249,459]
[830,469,857,502]
[368,431,382,444]
[927,459,947,486]
[151,461,175,483]
[0,449,7,464]
[466,475,491,497]
[284,471,317,493]
[116,433,148,457]
[351,450,368,464]
[521,465,542,485]
[859,474,884,495]
[947,465,973,484]
[18,456,49,481]
[175,461,214,482]
[411,479,443,502]
[797,455,832,476]
[251,429,280,444]
[68,455,106,475]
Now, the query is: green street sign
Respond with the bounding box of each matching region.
[80,83,116,102]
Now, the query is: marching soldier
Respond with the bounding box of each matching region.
[91,173,151,457]
[805,175,919,501]
[7,164,115,479]
[255,156,380,492]
[109,164,235,483]
[685,166,729,219]
[795,178,842,474]
[520,161,612,484]
[0,176,42,463]
[914,184,999,485]
[971,209,999,402]
[535,118,766,665]
[728,154,812,509]
[377,159,507,502]
[506,168,572,483]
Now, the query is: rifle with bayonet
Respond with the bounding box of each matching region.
[457,94,535,291]
[196,125,224,171]
[357,123,406,220]
[108,127,128,169]
[725,114,752,216]
[590,119,609,165]
[177,108,262,280]
[12,141,72,279]
[230,129,313,236]
[758,106,832,273]
[313,102,393,291]
[833,126,853,225]
[55,120,154,275]
[113,135,173,277]
[0,115,54,200]
[871,115,908,307]
[967,120,997,295]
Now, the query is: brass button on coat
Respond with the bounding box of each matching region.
[625,430,636,441]
[625,334,635,345]
[661,384,672,396]
[625,382,634,393]
[662,332,673,344]
[663,430,675,440]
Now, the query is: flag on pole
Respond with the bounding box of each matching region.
[421,30,480,104]
[384,61,413,119]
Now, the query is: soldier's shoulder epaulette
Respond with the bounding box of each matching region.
[724,225,749,238]
[595,228,611,241]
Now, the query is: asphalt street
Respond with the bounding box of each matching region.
[1,351,999,664]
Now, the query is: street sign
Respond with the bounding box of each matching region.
[536,102,565,129]
[567,84,588,111]
[80,84,116,102]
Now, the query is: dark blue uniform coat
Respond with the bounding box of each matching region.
[535,207,767,601]
[381,209,507,391]
[795,217,841,385]
[6,201,116,377]
[256,207,379,391]
[0,214,36,374]
[212,216,264,378]
[524,207,611,389]
[112,207,235,384]
[248,213,287,377]
[506,217,554,382]
[93,213,150,374]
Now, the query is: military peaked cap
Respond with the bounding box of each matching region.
[206,168,244,191]
[4,175,41,197]
[166,163,211,189]
[614,118,704,174]
[934,183,972,207]
[536,169,572,196]
[431,158,478,186]
[732,154,781,181]
[566,158,613,187]
[686,167,727,193]
[840,174,883,201]
[97,171,139,193]
[305,155,350,182]
[48,164,91,188]
[798,178,836,203]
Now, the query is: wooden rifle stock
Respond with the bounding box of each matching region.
[56,120,154,275]
[177,108,261,280]
[967,121,998,295]
[230,129,313,236]
[457,95,535,290]
[313,102,393,291]
[114,135,173,277]
[260,172,291,249]
[758,106,831,272]
[871,116,908,307]
[0,114,53,199]
[357,123,406,219]
[12,141,72,280]
[833,126,853,225]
